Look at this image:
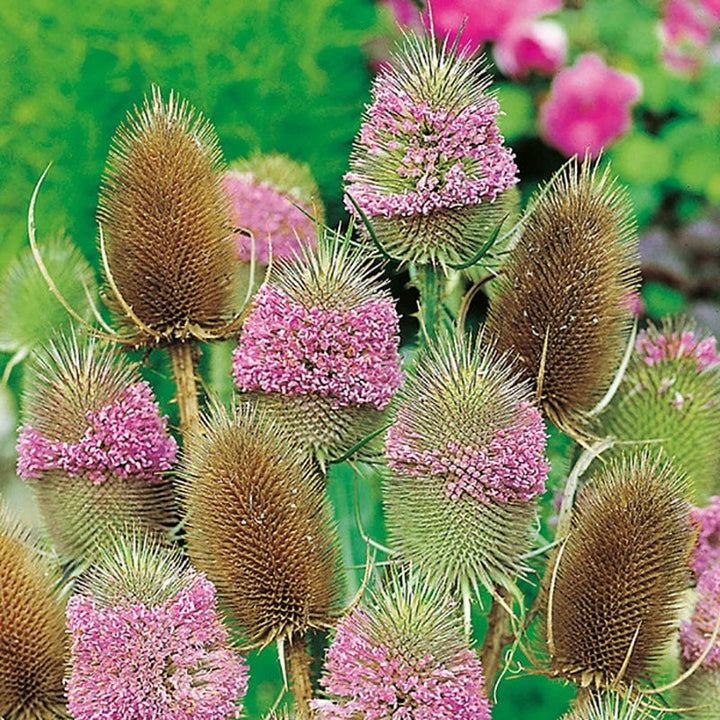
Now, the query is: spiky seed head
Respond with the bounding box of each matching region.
[66,533,248,720]
[15,333,177,563]
[344,28,518,267]
[591,319,720,503]
[383,332,549,598]
[177,403,343,647]
[313,570,491,720]
[545,450,695,690]
[223,152,323,264]
[0,505,68,720]
[485,158,640,435]
[561,690,658,720]
[97,86,237,345]
[232,229,403,463]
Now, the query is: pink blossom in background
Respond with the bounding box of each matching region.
[691,497,720,577]
[701,0,720,21]
[493,18,568,77]
[539,53,642,158]
[660,0,715,73]
[679,564,720,670]
[635,328,720,372]
[383,0,424,29]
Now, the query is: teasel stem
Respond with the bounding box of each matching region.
[410,264,463,347]
[287,637,314,720]
[481,585,514,689]
[168,341,200,439]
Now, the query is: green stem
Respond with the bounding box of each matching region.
[409,264,465,348]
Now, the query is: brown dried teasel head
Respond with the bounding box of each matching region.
[484,158,640,436]
[97,86,240,347]
[0,504,68,719]
[542,450,695,694]
[177,402,343,649]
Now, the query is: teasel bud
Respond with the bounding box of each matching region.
[383,331,549,600]
[66,533,248,720]
[0,504,68,719]
[485,158,640,436]
[97,86,238,346]
[313,570,491,720]
[232,229,403,464]
[222,152,323,265]
[344,27,518,267]
[15,334,177,564]
[544,450,695,691]
[177,402,343,648]
[591,319,720,503]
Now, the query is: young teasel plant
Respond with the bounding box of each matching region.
[14,333,177,565]
[591,318,720,503]
[65,531,248,720]
[0,503,68,720]
[231,226,404,466]
[484,158,640,438]
[383,330,549,626]
[539,450,698,711]
[177,402,344,719]
[313,568,491,720]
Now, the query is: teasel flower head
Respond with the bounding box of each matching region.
[222,152,322,264]
[14,334,177,563]
[543,450,695,691]
[679,564,720,672]
[66,533,248,720]
[177,402,343,648]
[383,331,549,599]
[592,319,720,503]
[313,570,491,720]
[485,158,640,436]
[691,497,720,576]
[0,504,68,720]
[232,229,403,463]
[344,27,518,267]
[97,86,239,347]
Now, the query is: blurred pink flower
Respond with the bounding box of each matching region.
[660,0,718,73]
[494,18,568,77]
[539,53,641,158]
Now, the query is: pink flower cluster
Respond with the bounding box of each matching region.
[691,497,720,577]
[345,80,517,219]
[313,610,491,720]
[386,401,549,504]
[66,574,248,720]
[680,565,720,670]
[660,0,720,74]
[539,53,642,159]
[232,284,403,410]
[635,329,720,372]
[16,381,177,484]
[222,170,317,264]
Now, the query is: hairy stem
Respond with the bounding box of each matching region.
[481,586,514,689]
[288,637,314,720]
[168,341,200,440]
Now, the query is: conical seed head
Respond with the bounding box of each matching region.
[15,334,177,563]
[546,450,695,689]
[0,506,68,720]
[485,158,640,434]
[344,29,518,267]
[591,319,720,503]
[98,86,237,344]
[178,403,343,647]
[383,333,549,596]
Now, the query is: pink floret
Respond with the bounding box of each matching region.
[16,381,177,483]
[679,564,720,671]
[635,329,720,372]
[691,497,720,577]
[233,284,403,410]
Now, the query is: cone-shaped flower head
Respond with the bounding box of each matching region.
[345,27,518,266]
[544,451,695,690]
[561,691,657,720]
[383,331,549,598]
[66,533,248,720]
[232,229,403,463]
[0,505,68,720]
[313,571,491,720]
[97,86,238,346]
[222,152,322,264]
[691,496,720,576]
[485,158,640,435]
[592,319,720,503]
[178,403,343,647]
[15,334,177,562]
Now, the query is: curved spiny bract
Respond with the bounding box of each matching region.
[97,86,238,345]
[545,451,695,690]
[591,318,720,503]
[178,403,343,648]
[0,506,68,720]
[383,333,548,600]
[562,690,658,720]
[485,158,640,435]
